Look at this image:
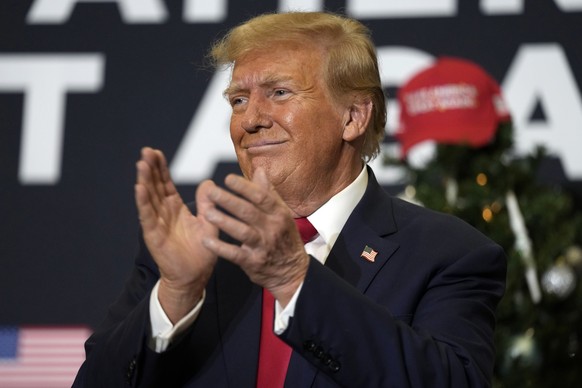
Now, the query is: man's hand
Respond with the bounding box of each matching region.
[134,147,218,323]
[198,168,310,308]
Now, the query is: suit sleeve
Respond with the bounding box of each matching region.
[281,215,506,388]
[71,230,160,387]
[72,227,222,387]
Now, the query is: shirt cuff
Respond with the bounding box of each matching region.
[274,281,304,335]
[149,280,205,352]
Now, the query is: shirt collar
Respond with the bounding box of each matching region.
[307,165,368,248]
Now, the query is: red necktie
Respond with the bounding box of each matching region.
[256,218,317,388]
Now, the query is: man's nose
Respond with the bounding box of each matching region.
[241,97,272,132]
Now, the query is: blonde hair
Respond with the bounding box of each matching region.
[210,12,386,162]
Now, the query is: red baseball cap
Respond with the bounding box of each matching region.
[396,57,511,157]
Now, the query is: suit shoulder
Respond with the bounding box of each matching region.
[389,195,498,250]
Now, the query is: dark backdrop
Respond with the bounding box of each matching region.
[1,0,581,328]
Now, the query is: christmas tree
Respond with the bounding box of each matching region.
[392,58,582,387]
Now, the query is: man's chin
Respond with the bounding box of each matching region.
[245,158,275,176]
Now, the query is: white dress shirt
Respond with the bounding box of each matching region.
[149,166,369,352]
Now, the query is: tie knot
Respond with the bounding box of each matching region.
[294,217,318,244]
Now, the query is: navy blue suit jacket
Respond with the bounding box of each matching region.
[74,168,506,387]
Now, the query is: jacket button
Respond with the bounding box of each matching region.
[303,340,316,352]
[314,346,324,358]
[329,360,341,372]
[126,358,137,382]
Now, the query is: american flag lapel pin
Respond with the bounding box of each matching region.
[361,245,378,262]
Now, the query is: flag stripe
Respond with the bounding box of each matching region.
[0,326,91,388]
[0,360,82,367]
[360,245,378,262]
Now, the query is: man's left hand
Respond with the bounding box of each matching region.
[200,168,309,307]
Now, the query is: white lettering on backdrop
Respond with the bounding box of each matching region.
[5,45,581,184]
[0,54,104,184]
[503,44,582,180]
[9,0,582,184]
[27,0,169,23]
[25,0,582,24]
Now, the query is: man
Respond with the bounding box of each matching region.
[74,11,506,387]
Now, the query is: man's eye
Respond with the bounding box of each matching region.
[274,89,288,96]
[230,97,245,106]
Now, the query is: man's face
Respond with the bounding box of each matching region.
[226,42,357,204]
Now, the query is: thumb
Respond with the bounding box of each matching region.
[252,167,271,190]
[195,179,218,218]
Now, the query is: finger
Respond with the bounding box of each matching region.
[251,167,270,190]
[205,183,264,228]
[204,206,260,246]
[136,150,164,217]
[153,149,178,198]
[202,235,248,266]
[136,159,160,212]
[195,179,219,219]
[224,172,279,214]
[151,149,180,221]
[139,147,181,221]
[198,180,260,246]
[135,158,176,239]
[148,149,170,211]
[134,182,164,235]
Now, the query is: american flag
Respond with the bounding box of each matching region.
[360,245,378,262]
[0,326,91,388]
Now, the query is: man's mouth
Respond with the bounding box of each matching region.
[244,140,286,152]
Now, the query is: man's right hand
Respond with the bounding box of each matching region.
[134,147,218,323]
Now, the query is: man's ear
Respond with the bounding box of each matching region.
[342,97,373,142]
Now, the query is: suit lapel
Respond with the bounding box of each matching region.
[326,167,399,292]
[287,168,400,387]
